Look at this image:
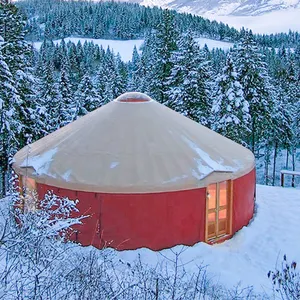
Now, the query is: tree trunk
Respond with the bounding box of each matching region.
[251,118,256,154]
[292,147,296,188]
[264,142,271,185]
[285,149,289,169]
[272,142,278,186]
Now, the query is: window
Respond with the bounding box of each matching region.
[19,175,38,212]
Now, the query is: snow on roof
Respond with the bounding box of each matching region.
[20,147,58,178]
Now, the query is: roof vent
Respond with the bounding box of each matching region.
[115,92,153,103]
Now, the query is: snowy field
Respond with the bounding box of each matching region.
[1,184,299,296]
[32,37,234,61]
[115,185,300,294]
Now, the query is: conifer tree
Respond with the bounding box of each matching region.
[212,53,250,144]
[0,49,21,196]
[0,2,43,146]
[58,57,76,126]
[128,45,141,91]
[234,30,275,153]
[147,10,179,103]
[75,72,101,117]
[166,32,212,125]
[39,60,61,132]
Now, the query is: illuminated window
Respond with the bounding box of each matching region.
[19,175,38,212]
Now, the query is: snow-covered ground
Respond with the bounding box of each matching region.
[32,38,144,62]
[115,185,300,294]
[32,37,234,61]
[0,184,299,296]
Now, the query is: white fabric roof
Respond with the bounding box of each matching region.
[13,92,255,193]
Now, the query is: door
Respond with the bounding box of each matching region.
[206,181,232,241]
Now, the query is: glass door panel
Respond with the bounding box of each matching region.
[219,181,227,207]
[207,184,216,210]
[206,181,231,241]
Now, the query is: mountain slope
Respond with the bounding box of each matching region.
[140,0,300,16]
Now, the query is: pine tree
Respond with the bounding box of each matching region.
[0,49,21,196]
[147,10,179,103]
[39,60,61,132]
[75,72,102,117]
[128,45,141,91]
[0,2,42,146]
[58,57,76,126]
[234,30,275,153]
[165,32,212,125]
[212,53,250,144]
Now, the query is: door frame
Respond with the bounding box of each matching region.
[205,180,233,243]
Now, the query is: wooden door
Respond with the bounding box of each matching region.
[206,181,232,241]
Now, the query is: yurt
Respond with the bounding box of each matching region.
[13,92,255,251]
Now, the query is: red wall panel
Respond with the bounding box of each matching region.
[232,169,256,234]
[36,169,255,250]
[37,184,206,251]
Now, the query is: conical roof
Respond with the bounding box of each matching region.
[13,92,255,193]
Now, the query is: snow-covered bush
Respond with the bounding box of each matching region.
[268,255,300,300]
[0,190,84,299]
[0,191,261,299]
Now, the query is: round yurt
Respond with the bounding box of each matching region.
[13,92,255,251]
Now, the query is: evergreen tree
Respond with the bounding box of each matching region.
[39,60,61,132]
[147,10,179,103]
[165,32,212,125]
[58,57,76,126]
[0,2,42,146]
[234,30,275,153]
[212,53,250,144]
[128,45,141,91]
[0,49,21,196]
[75,72,102,117]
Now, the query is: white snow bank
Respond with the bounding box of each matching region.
[32,38,144,62]
[31,37,234,62]
[116,185,300,294]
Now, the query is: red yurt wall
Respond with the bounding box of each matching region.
[37,184,207,251]
[37,168,255,251]
[232,169,256,234]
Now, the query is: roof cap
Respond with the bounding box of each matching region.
[115,92,153,103]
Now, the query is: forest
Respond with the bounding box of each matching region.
[0,0,300,197]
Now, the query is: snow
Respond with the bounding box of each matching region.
[116,185,300,294]
[32,38,144,62]
[1,184,300,295]
[195,37,233,50]
[280,169,300,175]
[163,175,188,184]
[110,162,120,169]
[32,37,234,62]
[204,8,300,34]
[62,169,72,181]
[181,136,237,179]
[141,0,300,33]
[20,147,58,176]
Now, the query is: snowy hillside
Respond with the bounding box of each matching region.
[107,0,300,33]
[32,37,233,61]
[118,185,300,294]
[140,0,300,16]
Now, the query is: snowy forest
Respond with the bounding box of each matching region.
[1,0,299,197]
